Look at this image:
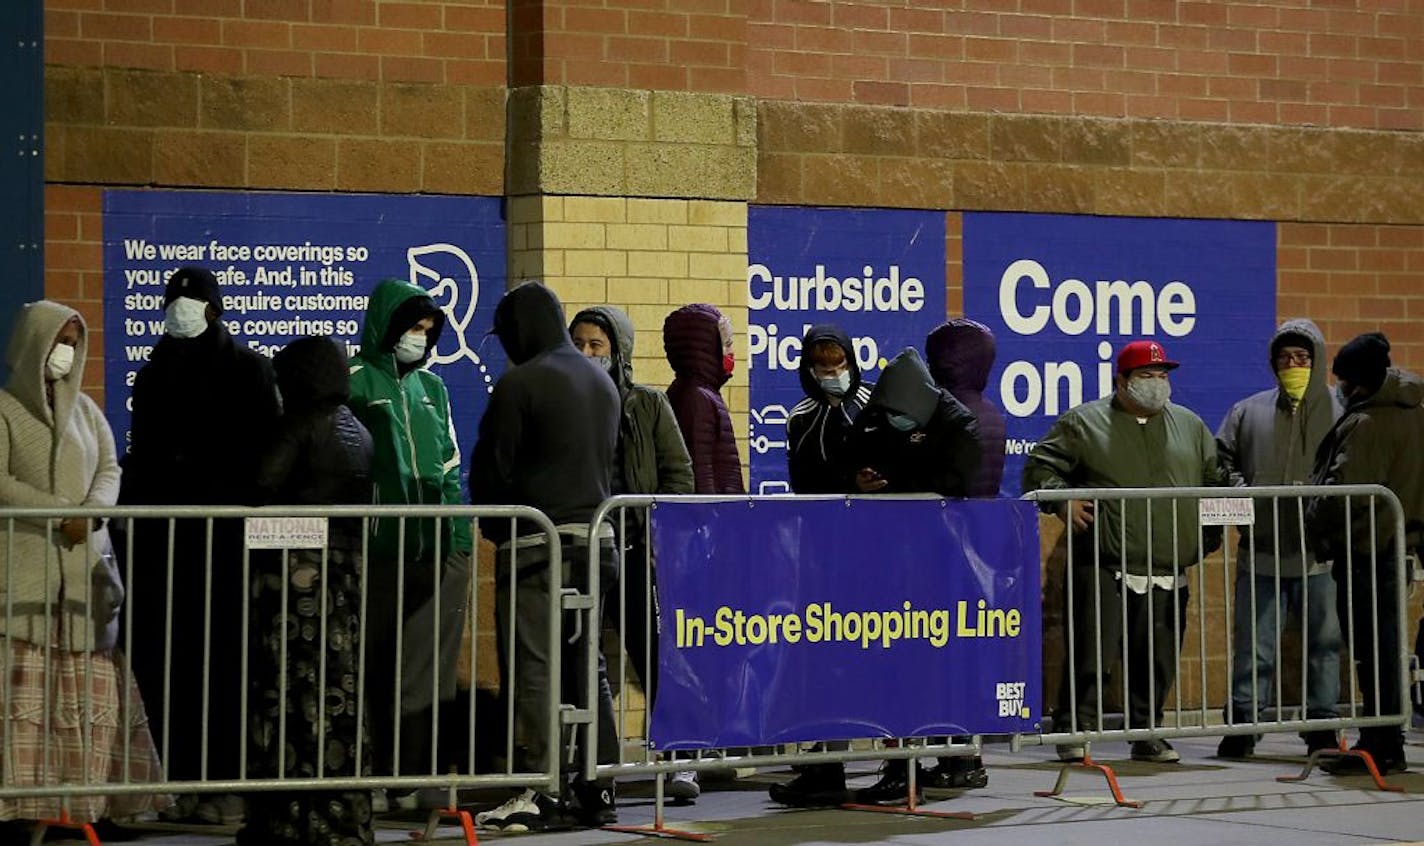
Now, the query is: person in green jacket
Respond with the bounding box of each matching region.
[569,305,697,799]
[348,278,473,803]
[1023,339,1226,765]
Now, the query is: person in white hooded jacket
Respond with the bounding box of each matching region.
[0,300,166,840]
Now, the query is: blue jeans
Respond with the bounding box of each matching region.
[1228,571,1341,721]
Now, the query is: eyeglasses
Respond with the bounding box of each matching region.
[1274,350,1312,366]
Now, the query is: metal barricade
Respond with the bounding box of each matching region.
[0,503,562,832]
[1022,484,1411,776]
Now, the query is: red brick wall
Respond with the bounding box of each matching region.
[44,185,105,399]
[747,0,1424,129]
[44,0,506,85]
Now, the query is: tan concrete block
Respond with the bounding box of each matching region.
[800,154,880,207]
[1092,168,1165,217]
[293,79,378,135]
[63,126,154,184]
[608,277,669,305]
[200,75,289,132]
[509,251,545,281]
[1270,127,1339,176]
[1359,174,1424,224]
[1230,173,1301,220]
[688,253,746,281]
[336,138,420,192]
[877,158,953,210]
[629,303,676,332]
[628,251,688,278]
[634,357,675,389]
[248,135,337,190]
[755,152,803,205]
[734,97,757,148]
[382,83,465,139]
[667,225,728,253]
[953,161,1028,210]
[1163,170,1238,219]
[43,125,64,182]
[670,278,727,303]
[549,276,609,303]
[606,223,668,251]
[1198,124,1274,172]
[915,111,990,160]
[507,225,528,252]
[688,200,746,227]
[625,143,756,200]
[564,196,628,224]
[652,90,736,145]
[843,105,914,156]
[106,68,198,128]
[506,86,548,143]
[421,141,502,195]
[541,250,565,276]
[1130,121,1200,169]
[539,140,626,195]
[758,100,842,154]
[1059,118,1131,167]
[506,194,556,225]
[506,140,541,196]
[464,86,506,142]
[1022,164,1095,214]
[564,250,628,276]
[990,114,1064,163]
[44,67,104,125]
[567,86,651,142]
[627,198,688,225]
[153,130,246,187]
[729,227,748,253]
[542,221,607,249]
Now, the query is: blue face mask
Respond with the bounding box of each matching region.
[886,412,918,432]
[819,371,851,398]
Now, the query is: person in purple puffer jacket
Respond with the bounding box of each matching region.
[663,304,745,494]
[925,318,1006,498]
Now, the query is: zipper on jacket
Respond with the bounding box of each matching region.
[397,363,427,560]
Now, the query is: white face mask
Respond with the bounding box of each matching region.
[395,330,428,364]
[165,297,209,339]
[46,343,75,381]
[1126,377,1172,413]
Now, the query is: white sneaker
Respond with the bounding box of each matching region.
[667,770,700,803]
[371,789,389,814]
[475,789,562,832]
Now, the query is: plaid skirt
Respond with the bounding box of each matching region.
[1,635,169,822]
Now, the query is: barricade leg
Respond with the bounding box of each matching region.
[841,756,978,820]
[31,810,102,846]
[1033,747,1142,809]
[601,771,716,842]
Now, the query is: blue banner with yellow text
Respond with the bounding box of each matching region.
[650,498,1041,749]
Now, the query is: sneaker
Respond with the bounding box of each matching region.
[768,763,847,807]
[475,789,568,832]
[1056,744,1086,762]
[1216,734,1256,759]
[1320,745,1407,775]
[852,762,923,806]
[667,770,700,804]
[370,789,389,815]
[1302,729,1339,755]
[1131,739,1180,764]
[570,781,617,827]
[193,793,246,825]
[158,793,199,822]
[924,757,989,790]
[393,791,420,811]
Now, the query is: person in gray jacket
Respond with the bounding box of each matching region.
[1024,340,1226,764]
[1215,319,1342,759]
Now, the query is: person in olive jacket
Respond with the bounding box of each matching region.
[347,278,472,790]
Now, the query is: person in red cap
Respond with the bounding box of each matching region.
[1023,339,1226,764]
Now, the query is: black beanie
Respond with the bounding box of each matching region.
[1333,332,1391,392]
[164,266,224,315]
[1270,331,1313,359]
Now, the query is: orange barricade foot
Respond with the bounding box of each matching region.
[33,810,103,846]
[601,822,717,841]
[1033,753,1142,808]
[410,807,479,845]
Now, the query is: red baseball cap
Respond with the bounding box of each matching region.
[1117,340,1179,374]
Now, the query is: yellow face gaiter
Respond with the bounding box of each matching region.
[1278,366,1310,403]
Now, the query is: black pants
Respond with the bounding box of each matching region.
[608,534,659,702]
[1335,554,1405,751]
[1055,565,1189,732]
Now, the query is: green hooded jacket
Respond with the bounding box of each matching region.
[348,279,472,561]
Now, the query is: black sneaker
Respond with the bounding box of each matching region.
[768,763,847,807]
[1130,739,1180,763]
[924,757,989,790]
[1302,729,1339,755]
[570,781,617,827]
[852,762,924,806]
[1216,734,1256,759]
[1320,745,1406,775]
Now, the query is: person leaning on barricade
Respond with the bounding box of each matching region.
[1214,319,1342,760]
[239,336,375,846]
[471,282,622,832]
[347,279,473,812]
[569,305,698,800]
[1023,339,1227,765]
[1306,332,1424,776]
[121,266,280,825]
[770,346,982,808]
[0,301,169,843]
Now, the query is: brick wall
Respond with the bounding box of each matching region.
[748,0,1424,130]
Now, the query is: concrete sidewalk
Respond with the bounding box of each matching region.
[32,731,1424,845]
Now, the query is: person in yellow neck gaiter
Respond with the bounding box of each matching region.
[1275,344,1312,403]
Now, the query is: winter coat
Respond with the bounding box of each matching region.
[258,336,374,546]
[926,318,1007,497]
[472,283,620,542]
[1308,366,1424,562]
[845,348,982,497]
[1216,319,1341,576]
[1023,393,1227,576]
[0,301,121,652]
[348,279,471,561]
[786,324,873,494]
[663,304,744,494]
[571,306,693,498]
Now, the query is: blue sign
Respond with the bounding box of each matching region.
[102,190,507,490]
[650,498,1041,749]
[747,207,947,495]
[963,213,1277,496]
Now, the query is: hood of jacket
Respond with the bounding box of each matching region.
[796,324,862,401]
[1362,366,1424,410]
[357,278,446,375]
[663,303,728,388]
[1273,317,1337,458]
[571,304,636,393]
[925,318,995,396]
[494,281,573,365]
[274,335,350,413]
[866,347,940,427]
[5,300,86,429]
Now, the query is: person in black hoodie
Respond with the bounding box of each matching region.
[786,324,873,494]
[240,336,375,846]
[121,266,280,825]
[471,282,622,832]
